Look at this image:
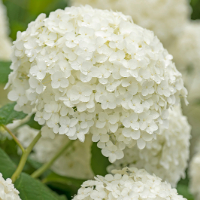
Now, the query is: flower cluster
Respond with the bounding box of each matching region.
[7,6,187,162]
[0,173,21,200]
[71,0,191,47]
[189,152,200,200]
[73,167,186,200]
[17,125,93,179]
[0,0,12,60]
[108,106,191,187]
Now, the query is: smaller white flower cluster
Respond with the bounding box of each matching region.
[73,167,186,200]
[17,125,94,179]
[0,173,21,200]
[7,6,187,162]
[169,22,200,76]
[189,152,200,200]
[0,0,12,60]
[108,106,191,187]
[71,0,191,47]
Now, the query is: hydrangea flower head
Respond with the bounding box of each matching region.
[73,167,186,200]
[71,0,191,47]
[108,105,191,186]
[0,173,21,200]
[7,6,187,162]
[0,0,12,60]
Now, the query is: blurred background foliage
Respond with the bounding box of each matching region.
[190,0,200,19]
[2,0,200,41]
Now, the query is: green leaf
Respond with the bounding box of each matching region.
[43,172,85,199]
[177,184,194,200]
[25,114,42,130]
[0,61,12,84]
[0,102,27,125]
[0,149,66,199]
[43,172,85,188]
[15,172,67,200]
[0,138,19,163]
[27,158,51,177]
[91,142,110,176]
[0,148,16,179]
[27,158,44,170]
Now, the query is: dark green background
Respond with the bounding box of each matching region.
[2,0,200,41]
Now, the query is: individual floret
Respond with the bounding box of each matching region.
[73,167,186,200]
[0,173,21,200]
[71,0,191,47]
[6,6,187,162]
[108,105,191,187]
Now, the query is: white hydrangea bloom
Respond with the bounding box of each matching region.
[7,6,187,162]
[108,105,191,187]
[168,22,200,73]
[0,0,12,60]
[71,0,191,47]
[73,167,186,200]
[189,152,200,200]
[16,125,93,179]
[0,173,21,200]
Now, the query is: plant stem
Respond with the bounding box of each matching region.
[11,131,41,183]
[31,140,75,179]
[2,124,25,153]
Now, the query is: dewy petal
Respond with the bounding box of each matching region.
[137,138,146,149]
[131,130,140,140]
[8,90,18,101]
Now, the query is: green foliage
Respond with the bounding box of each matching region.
[190,0,200,20]
[0,102,27,125]
[0,138,18,156]
[91,142,110,176]
[43,172,85,199]
[177,184,194,200]
[0,61,11,84]
[27,158,52,178]
[0,148,16,179]
[0,148,67,200]
[43,172,85,188]
[0,138,21,167]
[177,173,194,200]
[15,173,67,200]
